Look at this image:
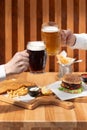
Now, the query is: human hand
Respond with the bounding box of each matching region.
[4,50,29,76]
[61,29,76,46]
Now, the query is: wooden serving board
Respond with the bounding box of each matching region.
[0,94,74,110]
[0,94,87,110]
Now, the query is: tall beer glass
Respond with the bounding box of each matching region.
[41,22,61,55]
[27,41,47,73]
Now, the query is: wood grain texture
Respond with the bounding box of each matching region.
[79,0,86,72]
[30,0,37,41]
[85,0,87,72]
[0,0,87,72]
[0,0,5,64]
[18,0,24,51]
[61,0,67,52]
[5,0,12,62]
[73,0,79,72]
[24,0,30,48]
[67,0,74,61]
[0,72,87,130]
[0,95,74,110]
[36,0,42,41]
[12,0,18,56]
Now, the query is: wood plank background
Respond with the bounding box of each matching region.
[0,0,87,72]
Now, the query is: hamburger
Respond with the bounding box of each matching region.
[59,74,83,94]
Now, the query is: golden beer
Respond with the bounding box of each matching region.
[41,22,61,55]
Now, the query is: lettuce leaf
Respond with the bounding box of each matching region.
[58,86,83,94]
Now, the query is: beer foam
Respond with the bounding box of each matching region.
[27,41,46,51]
[42,26,59,32]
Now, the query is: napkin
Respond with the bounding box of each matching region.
[4,93,35,102]
[56,50,75,66]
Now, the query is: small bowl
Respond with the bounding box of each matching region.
[28,86,41,97]
[81,74,87,83]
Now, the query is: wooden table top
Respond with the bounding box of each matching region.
[0,72,87,130]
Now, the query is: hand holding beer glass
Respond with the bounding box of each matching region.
[41,22,61,55]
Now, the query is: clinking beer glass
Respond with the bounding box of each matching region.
[41,22,61,55]
[27,41,47,73]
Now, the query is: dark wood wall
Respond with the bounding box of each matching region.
[0,0,87,72]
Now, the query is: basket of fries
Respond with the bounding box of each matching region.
[56,51,75,78]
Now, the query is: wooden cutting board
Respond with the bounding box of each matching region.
[1,94,87,110]
[0,77,87,110]
[0,94,74,110]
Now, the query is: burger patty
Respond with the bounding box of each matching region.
[61,81,81,90]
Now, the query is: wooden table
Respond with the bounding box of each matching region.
[0,72,87,130]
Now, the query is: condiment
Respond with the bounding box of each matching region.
[28,86,41,97]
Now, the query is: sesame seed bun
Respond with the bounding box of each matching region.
[62,74,81,84]
[59,73,83,94]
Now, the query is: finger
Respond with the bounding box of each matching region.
[18,50,29,57]
[64,29,72,38]
[61,30,66,40]
[19,64,29,72]
[66,35,76,46]
[17,59,29,67]
[61,30,67,45]
[21,51,29,57]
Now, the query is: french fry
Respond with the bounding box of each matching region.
[7,87,28,98]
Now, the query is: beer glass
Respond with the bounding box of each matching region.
[27,41,47,73]
[41,22,61,55]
